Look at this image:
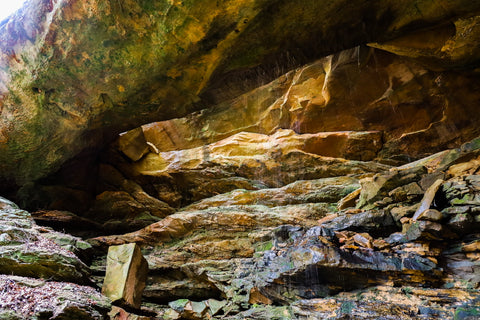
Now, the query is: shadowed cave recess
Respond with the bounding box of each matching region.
[0,0,480,319]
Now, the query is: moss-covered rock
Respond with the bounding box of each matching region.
[0,197,91,283]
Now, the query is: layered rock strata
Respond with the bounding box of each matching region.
[83,137,480,319]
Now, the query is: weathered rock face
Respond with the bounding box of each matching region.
[86,137,480,319]
[126,129,387,196]
[2,1,480,319]
[132,45,480,164]
[23,129,387,233]
[2,0,480,187]
[0,196,91,283]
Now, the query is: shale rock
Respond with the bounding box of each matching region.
[249,226,442,304]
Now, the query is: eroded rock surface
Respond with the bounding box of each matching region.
[1,1,480,319]
[2,0,480,187]
[0,197,111,319]
[85,137,480,319]
[133,46,480,164]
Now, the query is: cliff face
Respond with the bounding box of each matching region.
[1,0,480,319]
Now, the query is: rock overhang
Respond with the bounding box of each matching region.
[1,0,480,188]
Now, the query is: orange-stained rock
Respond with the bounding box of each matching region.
[369,16,480,70]
[446,155,480,178]
[353,232,374,249]
[134,46,480,164]
[109,306,153,320]
[249,287,273,305]
[337,188,361,210]
[117,128,149,162]
[141,121,384,161]
[416,209,443,222]
[412,179,444,221]
[89,203,330,249]
[290,286,480,319]
[130,129,389,191]
[98,129,389,208]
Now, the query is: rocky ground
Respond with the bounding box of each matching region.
[0,197,111,319]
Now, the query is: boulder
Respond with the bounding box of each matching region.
[412,179,444,220]
[117,128,150,162]
[102,243,149,309]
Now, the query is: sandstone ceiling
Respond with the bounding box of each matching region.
[1,0,480,188]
